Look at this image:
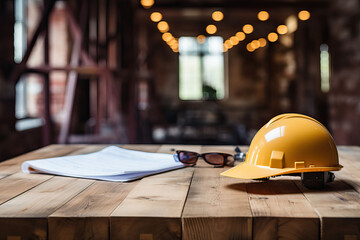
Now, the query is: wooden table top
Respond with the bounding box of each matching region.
[0,144,359,240]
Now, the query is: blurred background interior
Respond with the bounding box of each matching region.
[0,0,359,161]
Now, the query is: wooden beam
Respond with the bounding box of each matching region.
[58,0,89,144]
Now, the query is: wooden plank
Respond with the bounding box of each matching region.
[248,179,319,240]
[0,144,85,176]
[0,144,108,240]
[0,172,52,205]
[49,181,137,240]
[0,177,94,239]
[110,145,201,240]
[295,146,360,240]
[0,145,88,206]
[47,145,160,240]
[182,167,252,240]
[296,180,360,240]
[337,146,360,192]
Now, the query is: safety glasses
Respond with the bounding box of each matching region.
[176,150,235,167]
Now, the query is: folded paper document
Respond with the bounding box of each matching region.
[22,146,186,182]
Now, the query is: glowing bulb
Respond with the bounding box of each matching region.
[140,0,154,9]
[268,32,278,42]
[246,43,254,52]
[206,24,217,34]
[243,24,253,34]
[235,32,246,41]
[224,40,233,49]
[257,11,269,21]
[168,39,177,46]
[223,45,228,52]
[277,25,288,35]
[230,36,239,45]
[258,38,267,47]
[157,21,169,33]
[150,12,162,22]
[197,35,206,44]
[212,11,224,21]
[298,10,311,21]
[162,32,173,42]
[251,40,260,49]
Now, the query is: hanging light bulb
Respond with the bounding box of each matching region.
[230,36,239,45]
[257,11,269,21]
[277,25,288,35]
[212,11,224,21]
[140,0,154,9]
[235,32,246,41]
[268,32,278,42]
[243,24,253,34]
[197,35,206,44]
[150,12,162,22]
[258,38,267,47]
[298,10,311,21]
[157,21,169,33]
[206,24,217,34]
[162,32,173,42]
[246,43,255,52]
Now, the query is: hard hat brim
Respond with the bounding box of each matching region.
[221,162,343,180]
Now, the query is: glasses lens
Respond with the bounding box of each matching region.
[225,155,235,166]
[204,153,224,165]
[178,151,198,164]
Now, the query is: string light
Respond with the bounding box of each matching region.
[150,12,162,22]
[257,11,269,21]
[277,25,288,35]
[197,35,206,44]
[243,24,253,34]
[298,10,311,21]
[206,24,217,34]
[140,0,154,9]
[162,32,173,42]
[251,40,260,49]
[230,36,239,45]
[258,38,267,47]
[246,43,255,52]
[212,11,224,21]
[268,32,278,42]
[157,21,169,33]
[235,32,246,41]
[224,40,233,49]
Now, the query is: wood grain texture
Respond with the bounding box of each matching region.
[0,176,93,239]
[337,146,360,192]
[296,147,360,240]
[297,180,360,240]
[49,182,136,240]
[0,172,52,205]
[0,144,85,176]
[110,145,201,240]
[47,144,159,240]
[248,179,319,240]
[182,167,252,240]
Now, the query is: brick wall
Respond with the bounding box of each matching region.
[329,0,360,145]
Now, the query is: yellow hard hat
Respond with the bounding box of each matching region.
[221,113,342,179]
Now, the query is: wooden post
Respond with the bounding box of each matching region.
[43,0,52,146]
[58,0,88,143]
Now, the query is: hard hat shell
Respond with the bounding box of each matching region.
[221,113,342,179]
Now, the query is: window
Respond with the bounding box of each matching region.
[14,0,27,119]
[320,43,330,93]
[179,36,225,100]
[14,0,44,130]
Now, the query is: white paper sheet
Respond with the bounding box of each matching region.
[21,146,186,182]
